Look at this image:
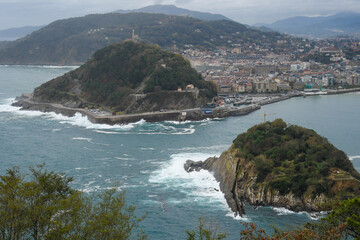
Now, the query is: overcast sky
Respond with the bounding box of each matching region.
[0,0,359,30]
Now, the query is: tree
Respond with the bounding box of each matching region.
[239,197,360,239]
[0,165,147,240]
[186,217,226,240]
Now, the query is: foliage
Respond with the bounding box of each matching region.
[301,53,332,64]
[315,197,360,238]
[239,197,360,239]
[232,119,360,198]
[186,217,226,240]
[0,165,147,240]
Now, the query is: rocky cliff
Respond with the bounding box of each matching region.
[185,119,360,216]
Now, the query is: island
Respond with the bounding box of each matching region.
[185,119,360,216]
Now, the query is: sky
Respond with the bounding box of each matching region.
[0,0,359,30]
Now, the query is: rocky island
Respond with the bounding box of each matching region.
[185,119,360,216]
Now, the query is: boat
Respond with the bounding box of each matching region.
[303,89,328,95]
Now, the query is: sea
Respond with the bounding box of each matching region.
[0,65,360,239]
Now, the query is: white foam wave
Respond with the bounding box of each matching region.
[93,130,121,134]
[349,155,360,161]
[272,207,294,215]
[226,212,249,221]
[75,167,91,170]
[0,99,145,130]
[1,99,198,135]
[272,207,325,220]
[140,148,155,150]
[115,157,136,161]
[149,152,244,220]
[72,137,92,142]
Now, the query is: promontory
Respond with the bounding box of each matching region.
[185,119,360,216]
[13,41,225,124]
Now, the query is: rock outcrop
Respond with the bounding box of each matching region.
[185,119,360,216]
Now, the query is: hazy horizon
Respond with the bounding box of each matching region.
[0,0,359,30]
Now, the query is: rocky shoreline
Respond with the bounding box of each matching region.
[185,151,328,217]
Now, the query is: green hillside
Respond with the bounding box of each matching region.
[233,119,360,198]
[0,12,286,65]
[33,41,216,112]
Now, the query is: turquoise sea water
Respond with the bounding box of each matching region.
[1,65,360,239]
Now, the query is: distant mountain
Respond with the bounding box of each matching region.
[0,41,9,49]
[259,12,360,38]
[114,4,233,22]
[245,24,276,33]
[0,26,42,41]
[0,12,285,65]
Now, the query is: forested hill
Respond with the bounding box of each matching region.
[33,41,217,112]
[233,119,360,198]
[0,12,285,65]
[185,119,360,216]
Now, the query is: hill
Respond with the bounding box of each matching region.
[0,12,285,65]
[31,41,217,113]
[185,119,360,216]
[115,4,233,21]
[0,25,42,41]
[260,12,360,38]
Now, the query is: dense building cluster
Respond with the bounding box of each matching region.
[181,38,360,93]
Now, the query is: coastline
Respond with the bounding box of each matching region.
[12,95,261,125]
[12,88,360,125]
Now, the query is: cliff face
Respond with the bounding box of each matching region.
[185,119,360,216]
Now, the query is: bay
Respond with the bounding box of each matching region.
[0,65,359,239]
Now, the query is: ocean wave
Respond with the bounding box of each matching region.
[0,99,144,130]
[163,118,214,125]
[1,98,197,135]
[72,137,92,142]
[226,212,249,221]
[149,152,245,220]
[272,207,326,220]
[349,155,360,161]
[115,157,136,161]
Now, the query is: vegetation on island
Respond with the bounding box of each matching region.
[0,165,147,240]
[33,41,217,112]
[232,119,360,199]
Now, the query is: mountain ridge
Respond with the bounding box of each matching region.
[0,12,285,65]
[114,4,233,22]
[257,12,360,38]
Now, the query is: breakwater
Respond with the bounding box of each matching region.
[12,95,261,125]
[326,88,360,95]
